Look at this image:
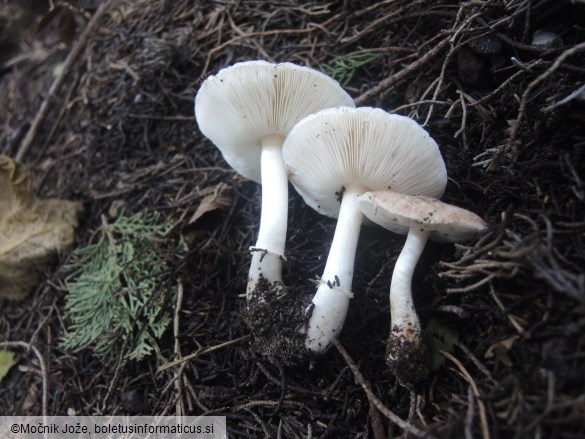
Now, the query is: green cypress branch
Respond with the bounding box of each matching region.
[62,211,186,363]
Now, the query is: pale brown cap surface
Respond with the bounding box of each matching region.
[357,190,487,242]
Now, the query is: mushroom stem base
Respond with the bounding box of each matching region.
[386,330,430,387]
[245,277,309,364]
[387,227,430,385]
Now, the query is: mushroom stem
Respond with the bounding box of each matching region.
[389,228,429,341]
[247,134,288,299]
[387,227,430,384]
[306,183,366,352]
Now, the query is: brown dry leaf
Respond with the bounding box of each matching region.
[188,182,232,225]
[485,335,521,367]
[0,155,83,300]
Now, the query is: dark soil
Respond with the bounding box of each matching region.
[1,0,585,437]
[246,277,310,365]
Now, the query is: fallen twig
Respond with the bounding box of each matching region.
[441,350,490,439]
[354,39,449,105]
[0,341,48,417]
[174,279,185,416]
[15,0,113,162]
[507,41,585,150]
[157,335,251,372]
[332,338,431,438]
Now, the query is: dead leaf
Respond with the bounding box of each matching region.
[188,182,232,225]
[0,155,84,300]
[485,335,520,367]
[0,350,16,383]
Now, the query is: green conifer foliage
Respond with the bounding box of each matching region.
[62,211,186,362]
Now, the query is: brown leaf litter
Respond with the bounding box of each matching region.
[0,155,83,300]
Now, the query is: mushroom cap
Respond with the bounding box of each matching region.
[282,107,447,218]
[357,190,488,242]
[195,60,355,183]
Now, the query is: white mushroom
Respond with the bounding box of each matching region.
[282,107,447,353]
[195,61,354,304]
[357,190,488,384]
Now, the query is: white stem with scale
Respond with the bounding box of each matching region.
[305,183,366,352]
[246,134,289,299]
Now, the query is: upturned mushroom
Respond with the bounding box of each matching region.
[282,107,447,354]
[357,190,487,384]
[195,60,354,298]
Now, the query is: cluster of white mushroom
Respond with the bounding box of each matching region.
[195,61,487,384]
